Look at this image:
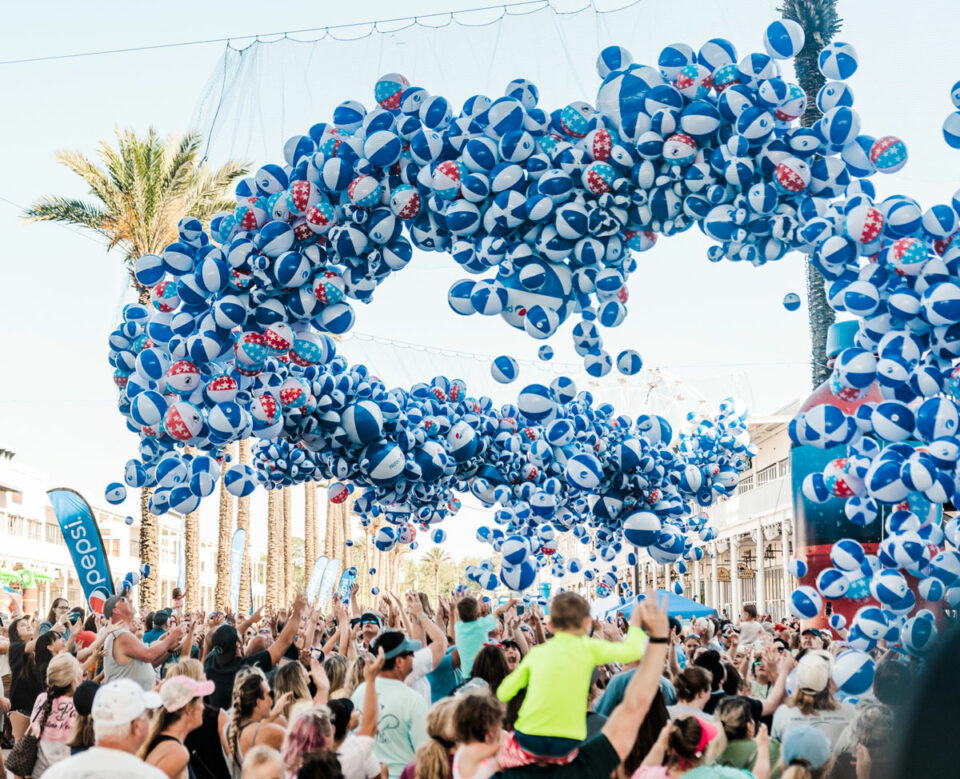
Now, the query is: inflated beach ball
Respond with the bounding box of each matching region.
[818,42,858,80]
[763,19,804,59]
[105,483,127,505]
[870,136,908,174]
[783,292,801,311]
[616,350,643,375]
[789,585,823,619]
[788,558,808,578]
[491,355,519,384]
[224,464,257,497]
[538,345,554,361]
[832,650,875,695]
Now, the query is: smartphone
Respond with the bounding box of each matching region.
[69,613,80,625]
[516,604,525,616]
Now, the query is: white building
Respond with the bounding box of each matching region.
[0,444,236,615]
[633,401,801,621]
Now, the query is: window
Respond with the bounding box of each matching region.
[757,464,778,486]
[27,520,41,541]
[130,540,140,559]
[7,515,24,536]
[778,458,790,477]
[45,523,64,545]
[736,475,754,494]
[110,540,120,557]
[11,492,22,505]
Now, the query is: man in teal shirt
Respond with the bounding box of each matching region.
[350,631,428,779]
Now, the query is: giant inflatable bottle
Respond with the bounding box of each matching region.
[790,321,885,629]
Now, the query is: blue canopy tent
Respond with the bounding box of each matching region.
[606,589,717,620]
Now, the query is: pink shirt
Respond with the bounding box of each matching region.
[30,694,77,742]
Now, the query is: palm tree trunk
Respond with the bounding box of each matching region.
[214,444,235,610]
[138,487,159,613]
[340,499,352,566]
[782,0,842,387]
[282,486,293,601]
[236,439,252,615]
[324,493,336,558]
[265,489,281,609]
[184,507,199,613]
[304,482,316,582]
[434,564,440,607]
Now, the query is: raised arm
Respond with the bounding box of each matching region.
[357,649,385,738]
[115,625,184,666]
[268,591,306,667]
[407,593,447,666]
[601,592,670,761]
[237,606,263,638]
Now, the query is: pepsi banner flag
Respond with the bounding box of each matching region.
[229,528,245,613]
[47,489,115,614]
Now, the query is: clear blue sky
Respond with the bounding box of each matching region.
[0,0,958,556]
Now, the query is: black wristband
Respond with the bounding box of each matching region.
[648,636,669,644]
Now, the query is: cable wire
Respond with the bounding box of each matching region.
[0,0,643,66]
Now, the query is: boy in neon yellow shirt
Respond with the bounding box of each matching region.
[496,591,648,767]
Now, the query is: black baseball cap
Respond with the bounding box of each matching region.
[211,624,240,662]
[370,631,421,659]
[73,680,101,717]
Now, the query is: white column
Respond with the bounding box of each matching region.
[755,523,766,616]
[710,545,719,608]
[639,564,647,591]
[693,557,701,602]
[730,534,741,620]
[781,520,792,605]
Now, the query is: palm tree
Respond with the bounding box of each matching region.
[282,486,293,601]
[780,0,843,387]
[424,547,452,606]
[25,128,247,612]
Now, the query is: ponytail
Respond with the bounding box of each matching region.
[228,669,265,765]
[414,699,458,779]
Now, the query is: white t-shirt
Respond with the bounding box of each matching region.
[338,734,382,779]
[42,746,168,779]
[405,645,435,702]
[771,702,857,746]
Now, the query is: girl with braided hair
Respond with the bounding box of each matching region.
[28,652,82,777]
[223,668,289,778]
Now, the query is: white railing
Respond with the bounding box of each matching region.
[708,476,793,529]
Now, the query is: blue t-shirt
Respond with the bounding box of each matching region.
[426,647,462,703]
[143,628,165,646]
[455,614,496,677]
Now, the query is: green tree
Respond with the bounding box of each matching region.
[423,547,452,605]
[780,0,843,387]
[25,128,247,611]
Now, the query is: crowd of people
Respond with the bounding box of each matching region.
[0,583,939,779]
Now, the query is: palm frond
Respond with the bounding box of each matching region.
[24,196,111,233]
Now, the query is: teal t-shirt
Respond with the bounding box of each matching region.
[455,614,496,677]
[351,676,429,779]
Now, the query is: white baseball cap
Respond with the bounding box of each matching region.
[796,650,833,693]
[92,679,161,726]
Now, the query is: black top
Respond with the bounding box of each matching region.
[9,642,42,714]
[145,733,197,779]
[184,704,231,779]
[204,649,272,711]
[496,733,621,778]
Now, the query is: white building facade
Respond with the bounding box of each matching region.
[633,402,801,621]
[0,445,269,615]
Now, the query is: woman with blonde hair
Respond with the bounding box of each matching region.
[28,652,82,776]
[345,652,373,698]
[399,697,458,779]
[165,656,232,779]
[273,659,329,723]
[325,654,349,699]
[140,675,212,778]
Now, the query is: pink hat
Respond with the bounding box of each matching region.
[160,675,214,712]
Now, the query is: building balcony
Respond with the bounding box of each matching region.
[708,475,793,532]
